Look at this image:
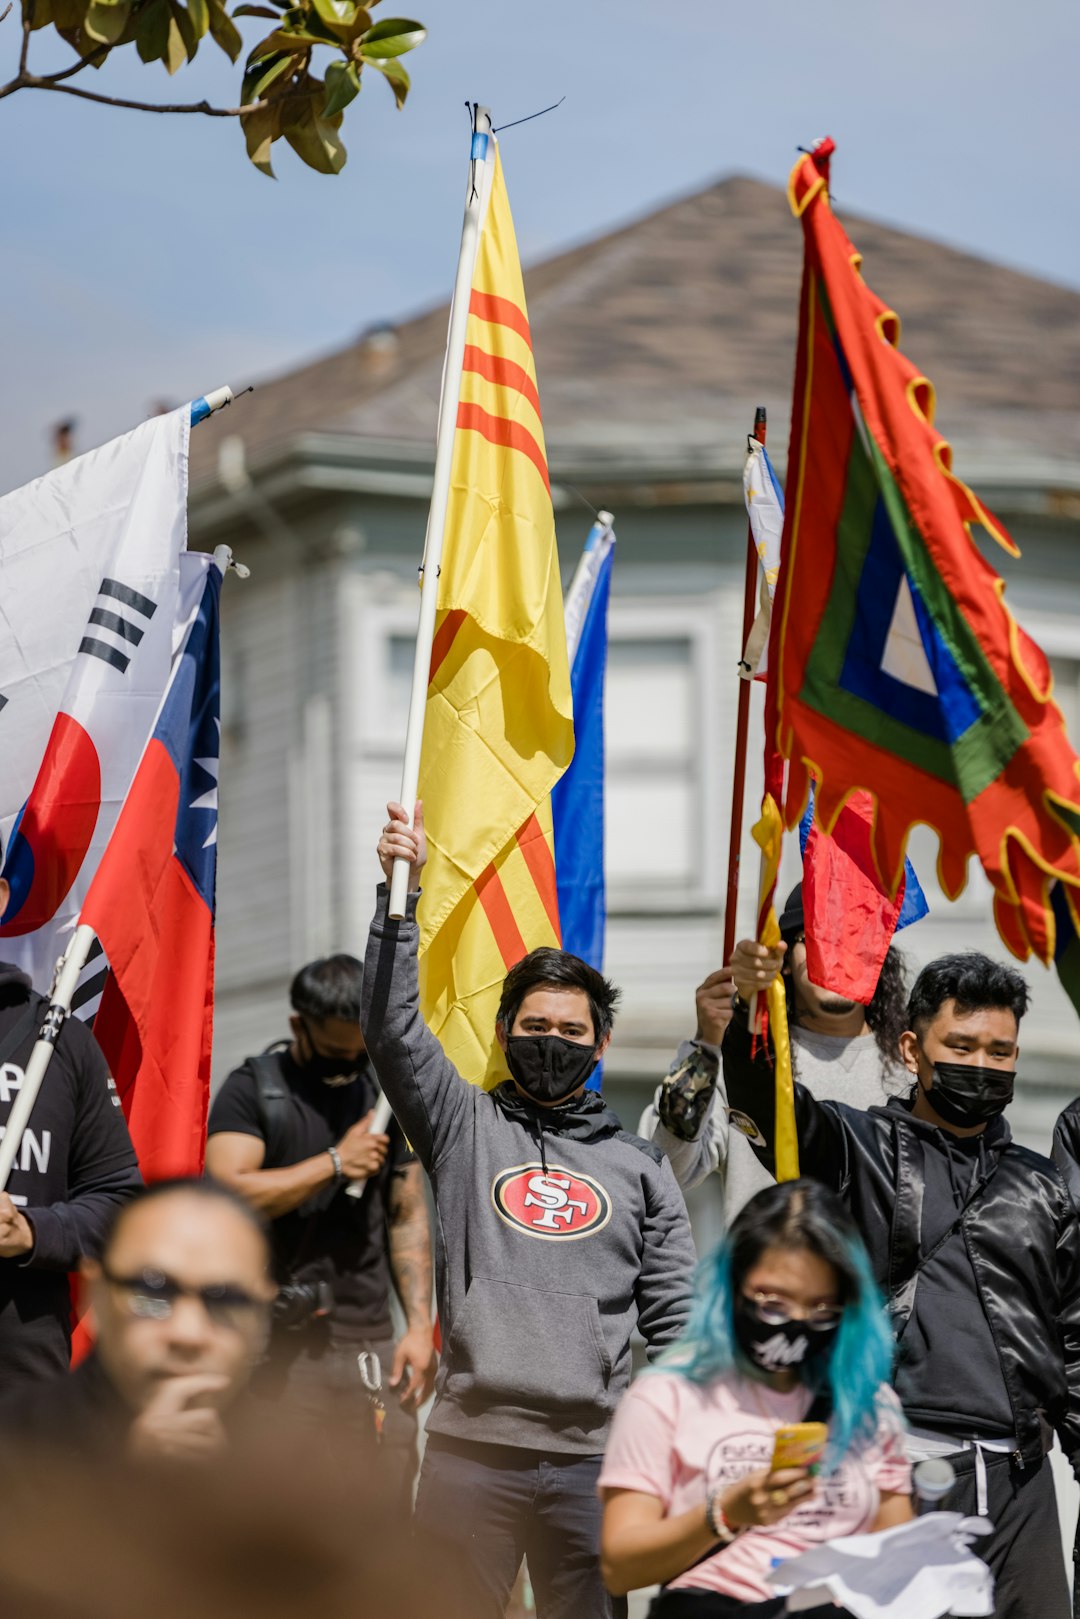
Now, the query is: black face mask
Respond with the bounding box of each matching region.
[732,1299,838,1376]
[505,1035,598,1104]
[924,1060,1015,1127]
[299,1023,365,1088]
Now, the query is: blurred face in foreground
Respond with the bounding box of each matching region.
[85,1191,274,1415]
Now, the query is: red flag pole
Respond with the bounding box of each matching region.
[723,406,767,963]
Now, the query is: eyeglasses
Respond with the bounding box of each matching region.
[103,1266,267,1333]
[744,1291,843,1331]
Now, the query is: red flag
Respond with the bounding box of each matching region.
[83,556,221,1180]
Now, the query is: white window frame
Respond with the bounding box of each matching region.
[604,597,723,915]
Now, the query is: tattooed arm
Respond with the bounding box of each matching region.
[387,1162,437,1408]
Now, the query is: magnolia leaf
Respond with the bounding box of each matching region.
[168,1,198,62]
[187,0,209,37]
[232,4,280,14]
[273,8,339,44]
[85,0,132,46]
[164,12,188,69]
[206,0,242,58]
[241,103,280,176]
[44,0,88,27]
[242,46,296,99]
[322,56,359,115]
[357,14,423,56]
[133,0,169,58]
[309,0,357,30]
[282,90,346,174]
[365,51,408,104]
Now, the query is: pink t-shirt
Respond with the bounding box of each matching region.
[599,1370,910,1603]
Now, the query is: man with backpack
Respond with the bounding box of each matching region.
[206,954,436,1501]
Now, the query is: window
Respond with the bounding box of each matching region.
[605,636,697,897]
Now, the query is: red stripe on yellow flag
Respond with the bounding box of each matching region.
[417,134,573,1086]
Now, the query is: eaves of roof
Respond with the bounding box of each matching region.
[188,422,1080,541]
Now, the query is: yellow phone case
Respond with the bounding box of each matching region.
[770,1421,829,1472]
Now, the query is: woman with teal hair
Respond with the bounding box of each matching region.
[600,1178,912,1616]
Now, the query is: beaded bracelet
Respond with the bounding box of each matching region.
[705,1492,740,1545]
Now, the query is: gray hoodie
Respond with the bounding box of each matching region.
[361,885,696,1456]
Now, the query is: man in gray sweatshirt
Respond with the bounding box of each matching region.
[364,803,695,1619]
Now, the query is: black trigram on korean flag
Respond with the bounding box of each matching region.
[79,578,157,674]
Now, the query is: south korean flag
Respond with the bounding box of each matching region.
[0,407,190,1003]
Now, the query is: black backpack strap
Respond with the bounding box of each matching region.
[248,1047,340,1221]
[248,1047,293,1168]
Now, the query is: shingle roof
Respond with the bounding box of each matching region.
[189,174,1080,496]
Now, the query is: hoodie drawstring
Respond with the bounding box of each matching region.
[536,1115,549,1174]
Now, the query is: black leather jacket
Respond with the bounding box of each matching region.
[723,1013,1080,1475]
[1053,1099,1080,1209]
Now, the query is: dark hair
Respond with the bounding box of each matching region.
[102,1177,269,1261]
[666,1179,896,1463]
[495,948,620,1042]
[907,952,1029,1035]
[289,955,364,1024]
[864,945,910,1064]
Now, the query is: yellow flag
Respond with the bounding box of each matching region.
[418,135,574,1085]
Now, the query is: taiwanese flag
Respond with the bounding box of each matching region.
[83,555,221,1180]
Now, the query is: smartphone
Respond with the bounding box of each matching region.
[770,1421,829,1473]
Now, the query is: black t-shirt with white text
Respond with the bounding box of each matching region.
[0,965,142,1388]
[207,1048,415,1337]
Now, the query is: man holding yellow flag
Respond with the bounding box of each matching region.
[363,807,694,1619]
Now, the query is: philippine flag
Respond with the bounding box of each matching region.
[0,408,189,1008]
[82,553,221,1180]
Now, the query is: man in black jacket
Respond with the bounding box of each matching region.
[0,861,143,1390]
[725,943,1080,1619]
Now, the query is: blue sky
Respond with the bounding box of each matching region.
[1,0,1076,494]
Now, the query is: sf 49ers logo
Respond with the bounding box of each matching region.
[491,1164,612,1241]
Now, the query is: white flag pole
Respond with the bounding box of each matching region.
[0,924,97,1192]
[388,105,494,920]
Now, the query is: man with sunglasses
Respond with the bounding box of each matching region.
[1,1178,275,1459]
[206,954,435,1500]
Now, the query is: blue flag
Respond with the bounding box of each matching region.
[553,516,616,1084]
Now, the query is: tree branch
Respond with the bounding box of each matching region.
[9,72,273,113]
[43,42,110,81]
[19,0,34,74]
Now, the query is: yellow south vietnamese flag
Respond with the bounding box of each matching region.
[417,130,574,1086]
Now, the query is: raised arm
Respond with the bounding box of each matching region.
[722,939,847,1191]
[639,969,736,1193]
[362,801,472,1171]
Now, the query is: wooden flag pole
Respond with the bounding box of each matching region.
[722,406,767,964]
[388,106,494,920]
